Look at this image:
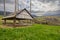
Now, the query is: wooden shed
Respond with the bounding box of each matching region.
[2,8,34,26]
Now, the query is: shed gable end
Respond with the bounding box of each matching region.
[16,10,33,19]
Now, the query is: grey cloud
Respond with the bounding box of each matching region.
[5,0,15,4]
[38,0,60,3]
[0,0,4,3]
[0,0,15,4]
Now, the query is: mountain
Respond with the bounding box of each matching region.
[43,10,60,16]
[0,11,37,18]
[0,11,12,16]
[31,14,37,17]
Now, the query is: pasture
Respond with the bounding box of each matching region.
[0,16,60,40]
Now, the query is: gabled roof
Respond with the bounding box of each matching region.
[15,8,33,18]
[2,8,34,20]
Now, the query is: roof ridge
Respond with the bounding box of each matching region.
[15,8,34,18]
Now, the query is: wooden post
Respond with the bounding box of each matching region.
[30,0,32,25]
[18,0,19,11]
[16,0,19,11]
[18,20,20,24]
[4,20,6,24]
[15,0,17,14]
[4,0,6,16]
[3,0,6,25]
[30,0,31,13]
[13,19,16,26]
[30,19,31,23]
[13,0,17,26]
[26,20,28,25]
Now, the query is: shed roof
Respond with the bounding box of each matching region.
[2,8,33,20]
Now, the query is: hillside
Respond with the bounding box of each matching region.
[35,16,60,25]
[0,16,60,40]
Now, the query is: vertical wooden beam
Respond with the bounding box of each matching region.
[3,0,6,25]
[13,0,17,26]
[13,19,16,26]
[30,0,31,13]
[18,0,19,11]
[18,20,20,24]
[4,20,6,24]
[15,0,17,14]
[27,20,28,25]
[4,0,6,16]
[16,0,19,11]
[30,0,32,25]
[30,19,31,24]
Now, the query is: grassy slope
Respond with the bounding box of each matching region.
[0,24,60,40]
[0,16,60,40]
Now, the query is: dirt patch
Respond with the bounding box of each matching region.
[1,23,32,28]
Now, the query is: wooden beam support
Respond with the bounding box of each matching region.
[30,19,33,25]
[3,20,6,24]
[4,0,6,16]
[30,0,31,13]
[18,20,20,24]
[13,19,16,26]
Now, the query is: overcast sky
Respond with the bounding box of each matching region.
[0,0,60,16]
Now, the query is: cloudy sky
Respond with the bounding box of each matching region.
[0,0,60,16]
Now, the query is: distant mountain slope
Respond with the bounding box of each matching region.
[0,11,37,18]
[0,10,60,17]
[43,10,60,16]
[0,11,12,16]
[0,11,4,15]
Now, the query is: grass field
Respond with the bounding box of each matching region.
[0,16,60,40]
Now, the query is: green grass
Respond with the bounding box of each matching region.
[0,24,60,40]
[0,16,60,40]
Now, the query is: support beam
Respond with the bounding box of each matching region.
[18,20,20,24]
[13,19,16,26]
[13,0,17,26]
[4,20,6,24]
[15,0,16,14]
[18,0,19,11]
[30,0,31,13]
[30,19,32,24]
[4,0,6,16]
